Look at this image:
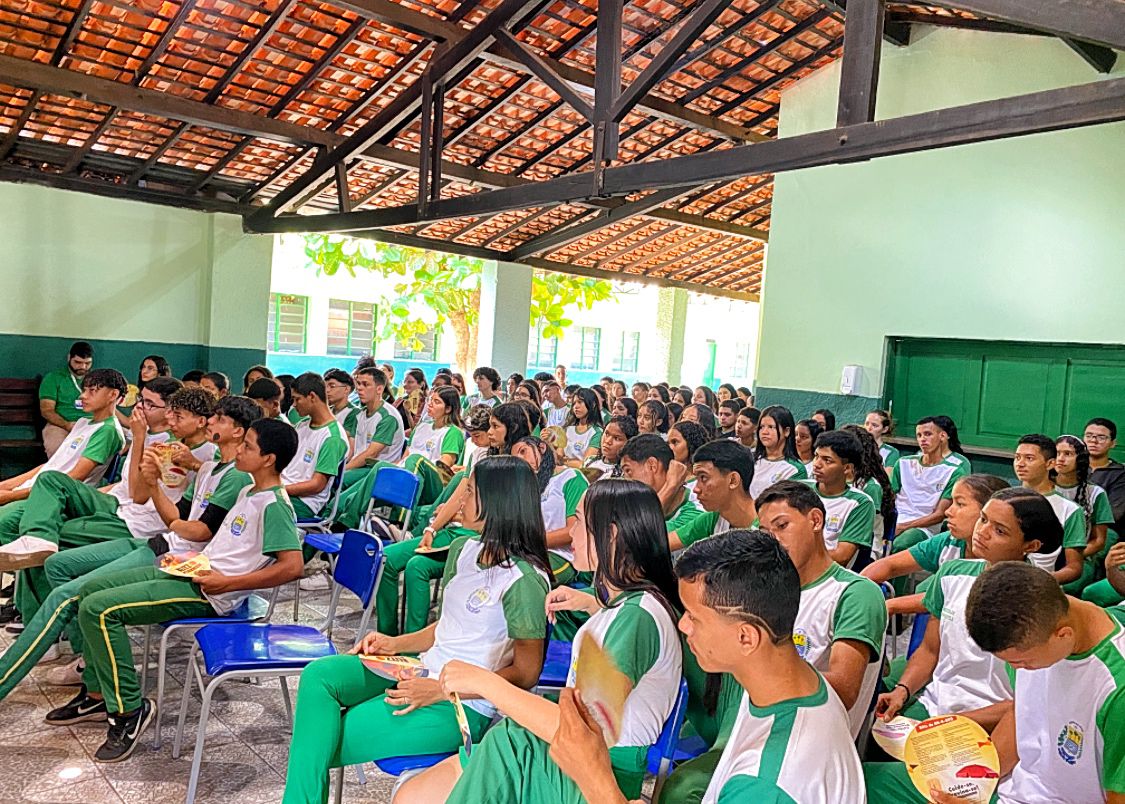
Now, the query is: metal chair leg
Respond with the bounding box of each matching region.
[185,672,223,804]
[333,767,345,804]
[173,643,201,759]
[280,675,294,727]
[152,624,177,749]
[139,625,152,693]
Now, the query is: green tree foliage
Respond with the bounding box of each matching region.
[303,234,614,370]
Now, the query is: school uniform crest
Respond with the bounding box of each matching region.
[465,587,491,614]
[1057,721,1084,765]
[200,490,214,509]
[792,629,810,659]
[69,436,85,450]
[825,513,842,534]
[230,514,247,537]
[303,448,315,463]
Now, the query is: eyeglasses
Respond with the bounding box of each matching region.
[1084,434,1111,443]
[138,398,166,409]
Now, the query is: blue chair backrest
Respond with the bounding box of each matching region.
[907,612,930,658]
[646,678,691,773]
[332,529,385,608]
[371,466,421,510]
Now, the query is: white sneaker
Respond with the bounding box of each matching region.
[46,656,84,686]
[0,536,58,571]
[302,557,330,578]
[298,573,332,592]
[36,644,61,664]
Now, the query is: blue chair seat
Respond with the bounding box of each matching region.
[373,752,456,776]
[538,639,573,688]
[297,516,326,525]
[305,531,344,555]
[165,594,268,627]
[667,734,708,767]
[194,623,336,676]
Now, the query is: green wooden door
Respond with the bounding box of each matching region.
[885,338,1125,460]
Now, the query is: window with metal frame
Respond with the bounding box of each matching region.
[327,299,376,356]
[267,293,308,353]
[613,331,640,373]
[394,327,439,361]
[575,327,601,371]
[528,326,559,369]
[730,341,752,379]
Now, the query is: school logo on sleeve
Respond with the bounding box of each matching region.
[824,513,842,535]
[465,587,492,614]
[230,514,247,537]
[1057,721,1084,765]
[69,436,86,451]
[200,490,214,510]
[792,629,810,659]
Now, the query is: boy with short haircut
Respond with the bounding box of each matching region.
[668,440,757,551]
[542,381,569,428]
[200,371,230,398]
[892,417,970,536]
[46,419,303,762]
[717,399,743,439]
[246,377,287,422]
[0,396,260,699]
[1014,433,1086,584]
[462,366,502,410]
[345,366,405,476]
[38,341,96,455]
[547,530,865,803]
[283,372,349,519]
[947,562,1125,804]
[323,368,359,446]
[804,429,876,567]
[733,406,759,450]
[618,434,703,533]
[1086,417,1125,539]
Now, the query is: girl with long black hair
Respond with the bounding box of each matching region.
[488,402,533,456]
[638,399,670,436]
[1055,434,1113,591]
[563,388,603,466]
[749,405,806,499]
[282,457,551,804]
[398,480,683,804]
[404,385,465,470]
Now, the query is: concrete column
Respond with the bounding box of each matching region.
[655,287,688,385]
[476,260,533,377]
[205,214,273,376]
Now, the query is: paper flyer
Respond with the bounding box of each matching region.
[872,715,919,761]
[358,654,428,681]
[573,634,630,746]
[904,715,1000,804]
[414,545,450,556]
[451,692,473,757]
[151,442,189,487]
[157,551,212,578]
[542,426,568,454]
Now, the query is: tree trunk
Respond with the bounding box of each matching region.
[449,287,479,372]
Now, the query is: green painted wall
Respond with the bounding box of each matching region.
[0,182,271,379]
[757,28,1125,408]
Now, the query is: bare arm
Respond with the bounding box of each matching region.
[285,472,329,500]
[828,541,859,567]
[345,440,386,471]
[546,516,576,550]
[1052,548,1084,585]
[39,399,71,431]
[958,700,1013,733]
[822,639,873,712]
[897,498,952,534]
[1084,523,1107,559]
[886,593,927,616]
[194,550,304,595]
[862,550,923,584]
[874,617,940,721]
[1107,543,1125,596]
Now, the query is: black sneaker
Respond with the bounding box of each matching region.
[0,602,17,624]
[4,614,23,634]
[0,581,13,600]
[94,698,155,763]
[45,685,108,725]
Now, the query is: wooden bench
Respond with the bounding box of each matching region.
[0,376,45,476]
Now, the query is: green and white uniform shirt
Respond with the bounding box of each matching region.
[544,403,568,428]
[405,420,466,464]
[794,562,887,737]
[463,444,488,476]
[920,559,1013,715]
[891,452,971,535]
[583,457,616,479]
[332,402,360,439]
[461,393,501,412]
[39,367,87,421]
[666,488,704,534]
[282,418,349,516]
[907,530,968,574]
[879,442,900,469]
[353,403,406,464]
[676,510,731,549]
[1056,482,1115,536]
[113,437,220,539]
[17,416,124,489]
[564,424,602,462]
[566,591,683,749]
[800,480,876,554]
[286,408,303,426]
[163,459,252,554]
[422,536,550,718]
[999,608,1125,803]
[1030,491,1087,572]
[701,676,864,803]
[201,485,299,615]
[540,467,589,562]
[748,456,807,501]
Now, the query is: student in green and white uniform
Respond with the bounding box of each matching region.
[0,396,258,706]
[801,430,875,567]
[1055,434,1116,595]
[404,386,465,469]
[748,406,806,501]
[1013,434,1087,585]
[562,388,602,466]
[282,456,551,804]
[891,416,971,537]
[618,434,704,535]
[871,561,1125,804]
[669,440,758,552]
[45,419,303,763]
[864,488,1066,803]
[282,373,350,520]
[323,368,360,449]
[511,438,589,584]
[461,366,503,411]
[343,367,405,485]
[398,478,684,804]
[542,381,569,428]
[543,529,863,804]
[864,409,899,470]
[583,415,636,481]
[863,475,1010,606]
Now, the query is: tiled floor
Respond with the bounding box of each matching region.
[0,584,398,804]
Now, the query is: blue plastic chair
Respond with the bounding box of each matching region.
[362,465,423,534]
[907,612,930,658]
[646,678,691,801]
[535,639,574,691]
[293,458,348,618]
[173,530,386,804]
